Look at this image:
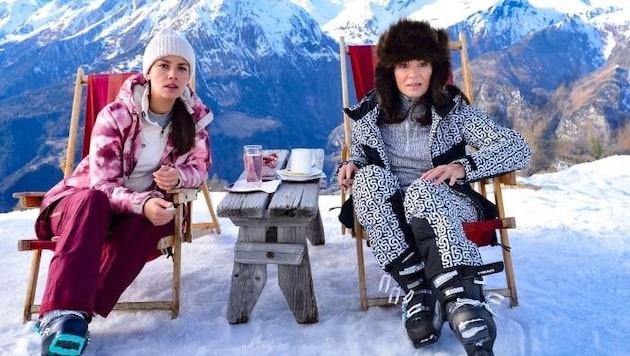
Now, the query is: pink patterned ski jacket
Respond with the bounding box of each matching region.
[39,73,213,218]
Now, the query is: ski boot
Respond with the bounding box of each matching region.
[385,248,443,348]
[432,269,497,356]
[35,310,89,356]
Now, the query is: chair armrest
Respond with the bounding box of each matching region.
[13,189,199,207]
[13,188,200,209]
[463,217,515,233]
[497,171,517,185]
[13,192,46,209]
[169,188,199,204]
[18,239,58,251]
[167,188,199,244]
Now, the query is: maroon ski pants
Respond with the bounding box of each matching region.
[38,189,174,317]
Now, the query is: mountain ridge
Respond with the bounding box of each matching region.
[0,0,628,212]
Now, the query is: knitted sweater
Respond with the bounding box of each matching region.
[380,95,432,191]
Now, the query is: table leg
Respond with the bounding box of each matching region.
[305,209,325,246]
[227,226,267,324]
[277,226,319,324]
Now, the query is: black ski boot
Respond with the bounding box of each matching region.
[409,217,500,355]
[385,248,443,348]
[35,310,89,356]
[432,270,497,356]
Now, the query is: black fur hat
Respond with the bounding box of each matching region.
[376,18,451,83]
[375,18,453,122]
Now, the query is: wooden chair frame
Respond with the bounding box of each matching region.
[339,33,519,310]
[13,67,219,323]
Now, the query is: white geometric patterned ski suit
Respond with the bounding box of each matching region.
[343,87,531,278]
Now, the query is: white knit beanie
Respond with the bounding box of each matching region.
[142,28,196,81]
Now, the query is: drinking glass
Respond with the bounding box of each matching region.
[243,145,263,186]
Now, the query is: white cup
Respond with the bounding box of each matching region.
[290,148,313,174]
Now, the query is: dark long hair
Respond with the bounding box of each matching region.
[170,98,196,154]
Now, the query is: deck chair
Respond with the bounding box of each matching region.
[339,33,520,310]
[13,66,218,323]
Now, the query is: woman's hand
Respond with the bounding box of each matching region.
[337,161,358,192]
[153,164,180,190]
[143,197,176,226]
[421,162,465,186]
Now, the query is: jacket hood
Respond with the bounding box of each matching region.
[118,73,214,131]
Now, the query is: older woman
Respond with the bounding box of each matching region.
[337,19,531,355]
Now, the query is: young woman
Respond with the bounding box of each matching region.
[337,19,531,355]
[33,28,213,356]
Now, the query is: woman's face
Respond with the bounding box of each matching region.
[146,55,191,113]
[394,59,432,99]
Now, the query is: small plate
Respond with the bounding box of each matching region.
[277,168,325,182]
[224,179,281,193]
[278,168,323,177]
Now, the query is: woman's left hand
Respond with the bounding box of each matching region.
[421,162,465,186]
[143,197,176,226]
[153,164,180,190]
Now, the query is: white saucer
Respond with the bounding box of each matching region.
[278,168,322,177]
[277,168,324,182]
[224,179,281,193]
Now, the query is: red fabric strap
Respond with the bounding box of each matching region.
[463,219,509,247]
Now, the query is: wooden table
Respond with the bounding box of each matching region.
[217,149,325,324]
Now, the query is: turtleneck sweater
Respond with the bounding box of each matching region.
[380,95,432,191]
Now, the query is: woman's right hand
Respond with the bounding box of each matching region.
[337,161,358,192]
[143,197,176,226]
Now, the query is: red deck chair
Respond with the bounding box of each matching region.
[13,67,218,322]
[339,33,520,309]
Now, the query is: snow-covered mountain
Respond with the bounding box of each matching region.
[0,0,629,212]
[0,0,342,212]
